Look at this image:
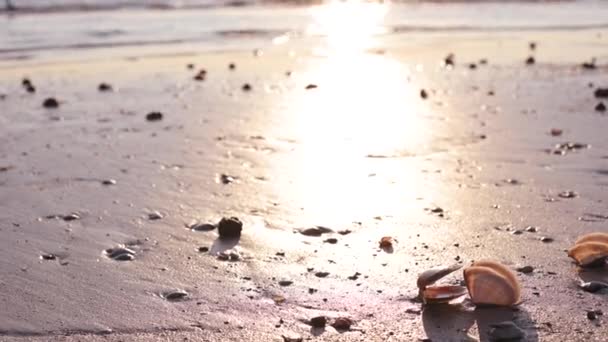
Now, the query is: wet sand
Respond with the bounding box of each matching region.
[1,31,608,341]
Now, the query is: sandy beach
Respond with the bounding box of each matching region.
[1,2,608,341]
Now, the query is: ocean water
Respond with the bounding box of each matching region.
[2,0,608,62]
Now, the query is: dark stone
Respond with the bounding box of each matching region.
[594,88,608,98]
[41,253,57,260]
[420,89,428,99]
[324,238,338,244]
[582,59,597,70]
[190,223,216,232]
[525,226,538,233]
[228,63,236,70]
[596,102,606,112]
[525,56,535,65]
[444,53,455,67]
[315,272,330,278]
[148,211,164,220]
[305,84,318,90]
[309,316,327,328]
[220,174,235,184]
[163,290,189,301]
[63,213,80,221]
[579,280,608,293]
[198,246,209,252]
[299,226,333,236]
[242,83,252,91]
[587,311,597,320]
[25,84,36,93]
[516,266,534,274]
[529,42,536,50]
[331,317,353,331]
[43,98,59,108]
[469,63,477,69]
[101,179,116,185]
[187,63,195,69]
[278,280,293,287]
[218,217,242,238]
[146,112,163,121]
[540,236,554,243]
[98,83,113,92]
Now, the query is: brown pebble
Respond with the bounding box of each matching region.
[582,58,597,70]
[43,98,59,108]
[242,83,252,91]
[596,102,606,112]
[198,246,209,252]
[309,316,327,328]
[228,63,236,70]
[516,265,534,274]
[218,217,243,238]
[331,317,353,331]
[587,311,597,320]
[540,236,554,243]
[594,88,608,98]
[305,84,318,90]
[315,272,330,278]
[420,89,428,99]
[278,280,293,287]
[101,179,116,186]
[324,238,338,244]
[98,83,113,92]
[525,56,535,65]
[146,112,163,121]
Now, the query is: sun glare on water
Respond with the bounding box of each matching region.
[281,1,435,224]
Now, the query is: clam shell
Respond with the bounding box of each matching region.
[417,264,462,290]
[463,260,521,306]
[422,285,468,304]
[575,232,608,245]
[567,241,608,267]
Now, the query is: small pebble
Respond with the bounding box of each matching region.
[198,246,209,252]
[596,102,606,112]
[163,290,189,301]
[146,112,163,121]
[540,237,554,243]
[516,266,534,274]
[420,89,428,99]
[228,63,236,70]
[148,211,164,220]
[525,226,538,233]
[41,253,57,260]
[331,317,353,331]
[587,311,597,320]
[278,280,293,287]
[102,179,116,186]
[242,83,252,91]
[43,98,59,108]
[305,84,318,90]
[309,316,327,328]
[315,272,330,278]
[525,56,535,65]
[218,217,242,238]
[63,213,80,221]
[98,83,113,92]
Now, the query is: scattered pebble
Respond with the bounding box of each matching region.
[40,253,57,260]
[315,272,330,278]
[190,222,216,232]
[278,280,293,287]
[104,247,136,261]
[242,83,252,91]
[324,238,338,244]
[525,56,535,65]
[379,236,393,249]
[516,266,534,274]
[198,246,209,253]
[331,317,354,331]
[146,112,163,121]
[219,174,236,184]
[596,102,606,112]
[529,42,536,50]
[579,280,608,293]
[148,211,164,220]
[420,89,428,99]
[305,84,318,90]
[443,53,455,67]
[540,236,554,243]
[228,63,236,70]
[594,88,608,98]
[551,142,589,155]
[217,250,240,261]
[558,191,578,199]
[309,316,327,328]
[550,128,563,136]
[218,217,243,238]
[299,226,333,237]
[525,226,538,233]
[98,83,113,92]
[582,58,597,70]
[587,311,597,320]
[488,321,525,341]
[511,230,523,235]
[43,97,59,108]
[163,290,189,302]
[194,69,206,81]
[101,179,116,186]
[63,213,80,221]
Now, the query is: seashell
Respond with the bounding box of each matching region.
[417,264,462,290]
[567,241,608,267]
[575,232,608,245]
[463,260,521,306]
[421,285,468,304]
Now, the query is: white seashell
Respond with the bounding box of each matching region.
[463,260,521,306]
[567,241,608,267]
